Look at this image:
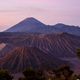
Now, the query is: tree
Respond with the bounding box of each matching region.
[0,69,13,80]
[23,68,45,80]
[77,49,80,59]
[54,65,75,80]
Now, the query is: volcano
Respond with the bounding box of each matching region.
[0,17,80,73]
[0,47,69,73]
[5,17,46,33]
[5,17,80,36]
[0,33,80,72]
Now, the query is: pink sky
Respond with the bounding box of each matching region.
[0,0,80,31]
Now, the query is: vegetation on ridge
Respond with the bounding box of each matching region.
[77,49,80,59]
[0,65,80,80]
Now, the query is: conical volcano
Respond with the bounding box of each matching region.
[0,46,68,72]
[5,17,46,32]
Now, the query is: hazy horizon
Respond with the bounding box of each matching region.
[0,0,80,31]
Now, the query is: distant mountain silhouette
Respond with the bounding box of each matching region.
[52,23,80,36]
[5,17,80,36]
[0,33,80,72]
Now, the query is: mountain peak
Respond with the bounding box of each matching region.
[22,17,43,24]
[5,17,46,32]
[25,17,38,21]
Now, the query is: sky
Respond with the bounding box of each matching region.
[0,0,80,31]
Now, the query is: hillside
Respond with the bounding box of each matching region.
[0,32,80,72]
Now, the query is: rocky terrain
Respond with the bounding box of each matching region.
[0,32,80,73]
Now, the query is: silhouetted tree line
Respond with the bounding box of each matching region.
[0,66,80,80]
[77,49,80,59]
[0,69,13,80]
